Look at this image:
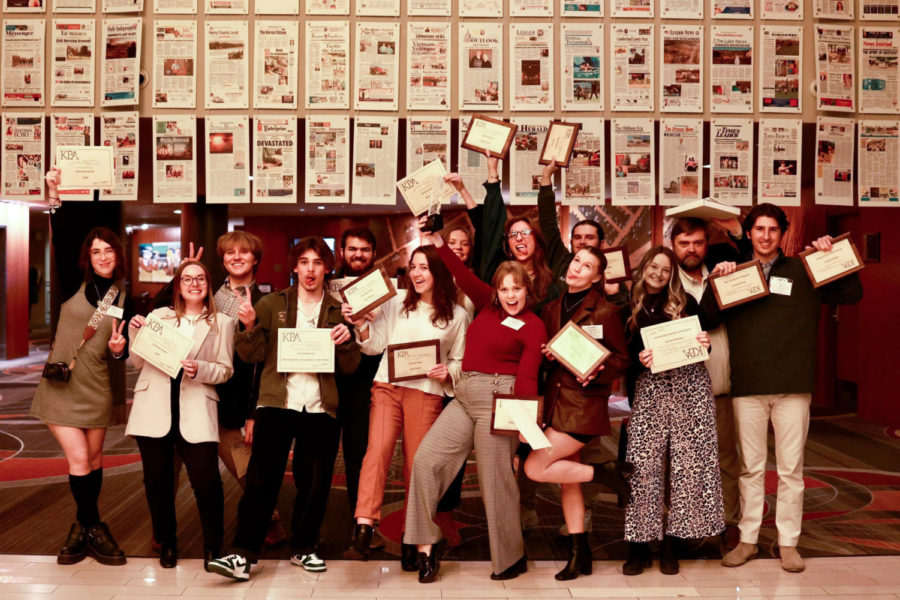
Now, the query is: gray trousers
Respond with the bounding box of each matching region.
[404,372,522,574]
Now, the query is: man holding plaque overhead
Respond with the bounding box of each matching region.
[700,204,862,573]
[207,237,360,580]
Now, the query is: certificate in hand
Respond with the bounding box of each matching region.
[339,265,398,319]
[131,314,196,378]
[539,121,581,168]
[546,321,611,380]
[277,328,335,373]
[709,261,769,309]
[396,160,457,217]
[602,246,632,284]
[387,339,440,383]
[56,146,114,189]
[461,114,518,159]
[639,315,708,374]
[800,233,864,288]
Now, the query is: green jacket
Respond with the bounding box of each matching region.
[235,286,360,419]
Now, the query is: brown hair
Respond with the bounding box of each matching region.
[216,231,263,273]
[627,246,686,332]
[172,260,217,327]
[403,246,459,328]
[503,217,554,300]
[79,227,126,282]
[669,217,709,243]
[489,260,536,313]
[444,226,475,267]
[290,237,335,274]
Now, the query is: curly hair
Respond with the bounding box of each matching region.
[402,246,459,328]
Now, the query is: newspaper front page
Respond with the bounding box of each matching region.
[508,118,548,205]
[815,0,853,18]
[2,20,45,107]
[51,113,93,201]
[102,0,143,12]
[152,20,196,108]
[610,24,654,112]
[562,0,602,16]
[51,19,94,107]
[352,116,398,205]
[53,0,96,12]
[408,0,449,15]
[356,0,398,16]
[757,118,802,207]
[561,24,603,112]
[815,117,855,206]
[510,0,552,16]
[710,118,753,206]
[659,118,702,206]
[859,27,899,115]
[858,120,899,206]
[253,21,298,109]
[206,0,247,13]
[509,23,553,111]
[759,25,802,113]
[407,22,450,111]
[205,115,249,204]
[710,25,753,113]
[459,22,502,112]
[2,113,45,203]
[859,0,898,19]
[407,117,450,183]
[712,0,752,17]
[305,21,349,109]
[5,0,45,11]
[661,25,703,113]
[612,0,654,17]
[253,116,296,203]
[153,114,196,203]
[354,22,399,111]
[458,115,489,203]
[154,0,196,14]
[306,0,348,13]
[761,0,802,19]
[611,118,654,206]
[99,111,138,201]
[459,0,501,15]
[815,25,855,112]
[305,116,349,203]
[662,0,702,19]
[561,117,605,206]
[100,17,141,107]
[205,20,248,109]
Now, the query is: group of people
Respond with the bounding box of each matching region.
[33,160,862,584]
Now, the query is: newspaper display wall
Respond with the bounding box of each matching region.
[50,113,93,201]
[816,25,855,112]
[759,26,802,113]
[612,0,653,17]
[5,0,45,11]
[305,0,348,13]
[255,0,299,13]
[352,117,398,205]
[153,114,196,203]
[662,0,702,19]
[561,117,605,206]
[406,22,451,111]
[859,27,899,115]
[2,20,45,107]
[305,21,349,109]
[205,115,249,204]
[561,24,604,111]
[710,25,753,113]
[712,0,752,17]
[660,25,703,113]
[815,0,853,18]
[356,0,399,16]
[152,20,196,109]
[859,0,898,19]
[100,17,140,107]
[659,118,703,206]
[459,22,502,112]
[99,111,138,201]
[354,22,400,111]
[858,120,900,206]
[53,0,96,12]
[408,0,450,16]
[253,21,298,109]
[406,117,451,185]
[102,0,143,12]
[757,118,802,207]
[610,24,654,112]
[153,0,196,14]
[508,118,548,205]
[815,117,855,206]
[206,0,248,14]
[509,23,553,111]
[253,116,296,203]
[611,119,655,206]
[510,0,552,16]
[205,20,248,109]
[761,0,802,19]
[1,113,44,202]
[562,0,602,16]
[459,0,501,15]
[710,118,753,206]
[458,115,488,203]
[306,116,349,203]
[51,19,94,107]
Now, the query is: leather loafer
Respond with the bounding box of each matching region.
[57,522,88,565]
[160,545,177,569]
[417,551,439,583]
[490,555,527,581]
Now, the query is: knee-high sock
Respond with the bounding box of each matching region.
[69,470,101,527]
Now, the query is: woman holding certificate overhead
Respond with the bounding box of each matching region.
[341,246,468,568]
[622,246,723,576]
[126,260,235,569]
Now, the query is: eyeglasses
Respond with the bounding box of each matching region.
[90,248,116,258]
[506,229,534,240]
[180,275,207,286]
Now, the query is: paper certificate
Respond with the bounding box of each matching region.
[539,121,581,168]
[56,146,114,189]
[387,339,440,382]
[800,233,864,288]
[546,321,611,379]
[339,266,397,318]
[710,261,770,309]
[396,159,456,216]
[639,315,709,374]
[131,314,196,378]
[491,395,551,449]
[603,246,632,284]
[461,114,517,159]
[277,328,335,373]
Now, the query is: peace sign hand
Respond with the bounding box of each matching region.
[108,319,127,355]
[236,287,256,328]
[182,241,204,265]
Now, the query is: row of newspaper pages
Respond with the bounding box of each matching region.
[3,114,899,208]
[3,20,900,115]
[4,0,900,19]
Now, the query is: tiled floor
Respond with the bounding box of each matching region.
[1,554,899,600]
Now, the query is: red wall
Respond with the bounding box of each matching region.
[1,203,30,358]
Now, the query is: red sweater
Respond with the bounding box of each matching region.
[437,244,547,395]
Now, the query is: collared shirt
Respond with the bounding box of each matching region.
[760,259,776,279]
[679,265,731,396]
[285,294,324,413]
[214,279,256,321]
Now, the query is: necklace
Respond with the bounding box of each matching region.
[563,292,587,313]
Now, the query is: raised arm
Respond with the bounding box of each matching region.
[478,156,507,283]
[537,161,571,278]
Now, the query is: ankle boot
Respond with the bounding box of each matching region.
[555,532,593,580]
[622,542,652,576]
[659,535,679,575]
[417,551,439,583]
[590,461,634,508]
[342,524,373,560]
[400,543,418,572]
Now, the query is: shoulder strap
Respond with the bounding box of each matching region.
[69,284,119,370]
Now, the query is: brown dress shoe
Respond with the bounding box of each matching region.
[721,542,758,567]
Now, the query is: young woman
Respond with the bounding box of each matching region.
[522,247,632,580]
[342,246,469,569]
[30,227,131,566]
[622,247,724,576]
[405,223,547,583]
[445,226,474,268]
[126,260,235,569]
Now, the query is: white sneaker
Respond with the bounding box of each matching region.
[291,552,327,572]
[206,553,251,581]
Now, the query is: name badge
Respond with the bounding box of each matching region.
[582,324,603,339]
[501,316,525,331]
[769,276,793,296]
[106,305,124,319]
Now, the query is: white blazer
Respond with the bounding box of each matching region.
[126,307,235,444]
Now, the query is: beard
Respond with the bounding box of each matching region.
[342,258,371,277]
[679,255,703,272]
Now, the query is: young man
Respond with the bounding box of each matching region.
[208,237,361,580]
[700,204,862,573]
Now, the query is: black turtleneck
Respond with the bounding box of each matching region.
[84,274,134,359]
[560,288,591,324]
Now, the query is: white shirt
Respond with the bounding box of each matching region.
[679,265,731,396]
[285,295,325,413]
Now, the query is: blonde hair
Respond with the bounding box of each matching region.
[627,246,686,332]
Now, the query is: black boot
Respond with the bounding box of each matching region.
[417,551,439,583]
[342,524,373,560]
[555,533,593,580]
[659,535,680,575]
[622,542,652,576]
[401,543,418,572]
[490,555,527,580]
[590,461,634,508]
[57,522,88,565]
[159,544,177,569]
[86,522,127,566]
